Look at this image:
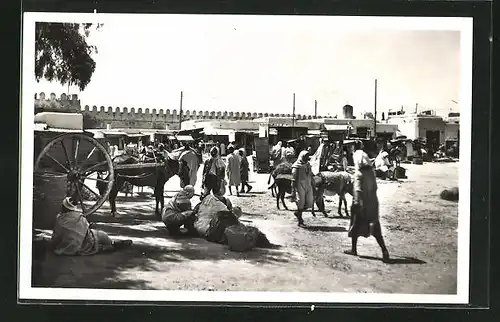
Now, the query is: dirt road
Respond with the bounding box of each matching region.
[34,162,459,294]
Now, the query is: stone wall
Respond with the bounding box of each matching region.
[34,92,334,130]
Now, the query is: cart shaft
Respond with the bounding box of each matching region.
[113,162,165,170]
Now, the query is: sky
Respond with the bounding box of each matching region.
[33,15,462,118]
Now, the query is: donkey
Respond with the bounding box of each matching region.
[267,162,293,198]
[97,153,190,219]
[272,171,354,218]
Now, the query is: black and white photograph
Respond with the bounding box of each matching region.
[20,13,472,304]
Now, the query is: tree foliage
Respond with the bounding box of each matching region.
[35,23,102,91]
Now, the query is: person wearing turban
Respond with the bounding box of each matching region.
[161,185,197,236]
[51,197,132,256]
[201,147,226,199]
[291,150,315,227]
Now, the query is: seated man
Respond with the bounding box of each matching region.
[374,149,394,180]
[161,185,198,236]
[51,198,132,256]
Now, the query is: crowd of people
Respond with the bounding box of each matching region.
[49,133,401,263]
[271,138,351,173]
[201,145,253,198]
[51,137,390,262]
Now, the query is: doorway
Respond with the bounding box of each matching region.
[426,130,440,152]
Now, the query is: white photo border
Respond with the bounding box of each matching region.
[19,12,473,305]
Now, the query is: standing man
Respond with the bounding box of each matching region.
[179,142,201,188]
[226,146,241,196]
[220,142,226,156]
[201,147,226,199]
[345,140,390,262]
[291,151,315,227]
[238,148,253,193]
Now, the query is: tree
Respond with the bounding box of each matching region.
[35,22,102,91]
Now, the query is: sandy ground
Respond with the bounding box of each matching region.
[33,160,459,294]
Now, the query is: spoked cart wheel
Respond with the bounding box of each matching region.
[34,133,115,217]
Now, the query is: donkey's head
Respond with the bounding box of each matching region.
[163,156,190,185]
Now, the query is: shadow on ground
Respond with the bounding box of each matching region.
[359,255,427,265]
[34,210,296,290]
[302,225,347,233]
[87,204,159,225]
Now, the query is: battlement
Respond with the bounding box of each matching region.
[34,92,334,130]
[34,92,81,112]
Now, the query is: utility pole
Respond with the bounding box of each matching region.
[415,102,418,114]
[314,100,317,118]
[373,79,377,139]
[178,91,183,130]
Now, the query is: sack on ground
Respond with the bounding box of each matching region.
[206,210,240,244]
[193,195,230,237]
[224,223,260,252]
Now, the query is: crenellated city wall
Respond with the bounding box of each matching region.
[34,92,334,130]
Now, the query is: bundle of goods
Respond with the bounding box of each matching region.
[273,162,294,181]
[193,195,231,238]
[394,166,407,179]
[440,187,459,201]
[206,210,240,244]
[193,195,272,251]
[225,224,272,252]
[273,162,292,176]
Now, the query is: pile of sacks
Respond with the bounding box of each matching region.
[193,195,272,252]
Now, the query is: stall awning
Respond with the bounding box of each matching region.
[202,128,235,136]
[177,127,204,135]
[126,133,147,137]
[154,130,176,135]
[102,131,128,136]
[324,124,349,131]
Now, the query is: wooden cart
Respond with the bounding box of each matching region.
[34,129,167,218]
